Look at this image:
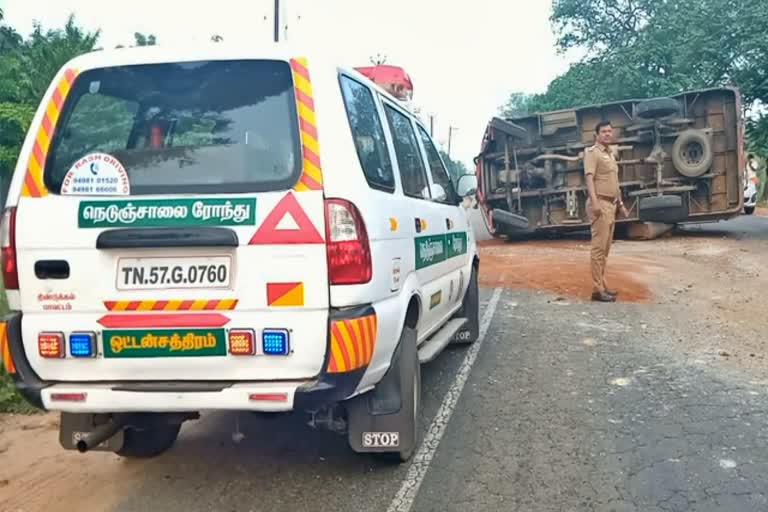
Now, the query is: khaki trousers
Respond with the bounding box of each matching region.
[587,198,616,292]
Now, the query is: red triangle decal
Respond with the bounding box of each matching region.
[249,192,324,245]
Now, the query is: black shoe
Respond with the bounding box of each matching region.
[605,289,619,298]
[591,291,616,303]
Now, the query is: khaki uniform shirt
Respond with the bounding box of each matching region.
[584,143,620,199]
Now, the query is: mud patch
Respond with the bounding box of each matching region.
[478,239,653,303]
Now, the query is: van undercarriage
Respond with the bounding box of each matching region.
[476,88,744,236]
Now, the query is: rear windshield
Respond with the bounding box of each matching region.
[45,60,302,195]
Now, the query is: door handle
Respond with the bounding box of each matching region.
[415,218,422,233]
[35,260,70,279]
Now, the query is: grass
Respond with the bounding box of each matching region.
[0,282,38,413]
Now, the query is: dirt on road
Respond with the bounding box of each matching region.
[478,238,655,303]
[478,222,768,376]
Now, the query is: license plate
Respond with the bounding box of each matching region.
[103,328,227,358]
[116,256,232,290]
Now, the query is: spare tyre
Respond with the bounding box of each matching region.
[672,129,713,177]
[635,97,680,120]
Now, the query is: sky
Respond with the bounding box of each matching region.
[1,0,574,168]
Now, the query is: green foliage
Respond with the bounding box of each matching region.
[0,14,98,411]
[440,149,469,182]
[0,279,33,413]
[134,32,157,46]
[0,15,100,178]
[502,0,768,154]
[506,0,768,111]
[0,368,35,413]
[500,92,535,118]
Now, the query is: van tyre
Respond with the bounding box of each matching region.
[672,129,713,178]
[635,97,680,120]
[745,206,755,215]
[116,423,181,458]
[383,334,421,463]
[454,265,480,344]
[346,326,421,463]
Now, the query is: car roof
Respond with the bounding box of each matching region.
[64,43,420,119]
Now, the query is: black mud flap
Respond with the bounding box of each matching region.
[638,195,688,223]
[346,327,418,455]
[59,413,125,452]
[491,209,529,230]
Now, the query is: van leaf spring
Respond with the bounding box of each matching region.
[504,137,522,213]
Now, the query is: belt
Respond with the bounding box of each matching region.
[596,194,618,203]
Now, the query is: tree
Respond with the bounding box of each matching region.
[499,92,535,119]
[551,0,659,54]
[20,16,100,102]
[0,15,99,177]
[503,0,768,155]
[544,0,768,106]
[211,34,224,42]
[440,149,469,182]
[133,32,157,46]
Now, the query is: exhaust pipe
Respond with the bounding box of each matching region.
[76,417,128,453]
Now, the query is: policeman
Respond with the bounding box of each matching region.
[584,121,628,302]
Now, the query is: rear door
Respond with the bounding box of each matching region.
[15,58,330,382]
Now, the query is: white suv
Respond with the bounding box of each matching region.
[0,47,479,462]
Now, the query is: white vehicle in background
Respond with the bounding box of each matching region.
[744,177,757,215]
[744,154,760,215]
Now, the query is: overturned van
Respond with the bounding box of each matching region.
[475,88,745,237]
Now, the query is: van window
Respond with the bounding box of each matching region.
[417,126,455,204]
[45,60,302,195]
[384,105,430,199]
[339,76,394,191]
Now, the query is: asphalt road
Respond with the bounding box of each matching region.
[7,214,768,512]
[680,212,768,240]
[100,275,768,511]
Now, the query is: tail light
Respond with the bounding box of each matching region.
[1,207,18,290]
[325,199,372,285]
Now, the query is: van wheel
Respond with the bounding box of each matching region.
[635,97,680,120]
[745,206,755,215]
[454,265,480,344]
[672,129,713,178]
[346,326,421,463]
[117,423,181,458]
[377,327,421,463]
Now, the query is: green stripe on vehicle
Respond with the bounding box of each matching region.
[78,198,256,228]
[446,232,468,259]
[103,329,227,358]
[415,232,468,270]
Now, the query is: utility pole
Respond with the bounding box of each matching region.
[274,0,280,42]
[448,126,458,158]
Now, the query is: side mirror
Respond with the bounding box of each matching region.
[421,183,448,201]
[456,174,477,197]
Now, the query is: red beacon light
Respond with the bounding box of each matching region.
[354,65,413,101]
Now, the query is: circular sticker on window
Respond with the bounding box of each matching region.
[61,153,130,196]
